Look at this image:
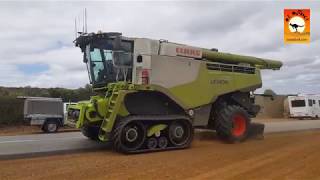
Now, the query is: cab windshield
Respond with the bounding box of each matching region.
[85,40,133,87]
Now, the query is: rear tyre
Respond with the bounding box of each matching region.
[42,119,59,133]
[214,105,250,143]
[112,120,146,153]
[81,125,100,140]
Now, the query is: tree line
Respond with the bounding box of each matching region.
[0,84,94,102]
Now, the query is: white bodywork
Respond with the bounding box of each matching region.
[63,102,77,123]
[132,38,202,87]
[288,95,320,119]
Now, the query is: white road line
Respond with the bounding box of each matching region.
[0,137,83,144]
[0,139,38,144]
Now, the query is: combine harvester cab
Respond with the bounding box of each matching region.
[68,32,282,153]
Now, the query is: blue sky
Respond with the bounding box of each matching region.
[17,64,49,75]
[0,1,319,94]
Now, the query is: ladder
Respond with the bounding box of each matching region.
[98,87,121,141]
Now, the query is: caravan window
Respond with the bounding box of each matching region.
[291,100,306,107]
[308,99,313,106]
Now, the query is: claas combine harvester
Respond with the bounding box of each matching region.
[68,32,282,153]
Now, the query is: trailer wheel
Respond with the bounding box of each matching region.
[215,105,250,143]
[43,119,59,133]
[81,125,99,140]
[112,120,146,153]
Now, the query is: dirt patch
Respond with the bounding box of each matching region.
[0,125,78,136]
[1,130,320,180]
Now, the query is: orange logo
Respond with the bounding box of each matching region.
[284,9,310,44]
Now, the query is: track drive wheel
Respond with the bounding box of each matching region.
[112,120,146,153]
[214,105,250,143]
[168,120,193,148]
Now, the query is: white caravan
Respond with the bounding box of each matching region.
[288,95,320,119]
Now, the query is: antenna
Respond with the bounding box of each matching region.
[84,8,87,33]
[82,9,85,33]
[78,15,81,33]
[73,8,88,39]
[74,18,77,39]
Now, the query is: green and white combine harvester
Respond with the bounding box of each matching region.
[68,32,282,153]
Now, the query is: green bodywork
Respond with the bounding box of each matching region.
[162,63,261,109]
[202,49,282,70]
[69,33,282,143]
[147,124,168,137]
[68,63,262,141]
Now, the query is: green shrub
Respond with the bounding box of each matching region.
[0,97,24,126]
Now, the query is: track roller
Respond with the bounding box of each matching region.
[158,136,168,149]
[147,137,158,150]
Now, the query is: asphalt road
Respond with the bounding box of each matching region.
[0,132,110,159]
[1,120,320,159]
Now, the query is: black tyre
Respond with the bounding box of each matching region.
[168,120,193,147]
[43,119,59,133]
[112,120,146,153]
[81,125,100,140]
[214,105,250,143]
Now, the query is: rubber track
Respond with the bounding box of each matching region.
[112,115,194,154]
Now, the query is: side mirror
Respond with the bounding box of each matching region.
[137,55,143,63]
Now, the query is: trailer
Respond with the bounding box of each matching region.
[288,95,320,119]
[21,96,76,133]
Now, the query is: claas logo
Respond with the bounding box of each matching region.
[176,47,202,58]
